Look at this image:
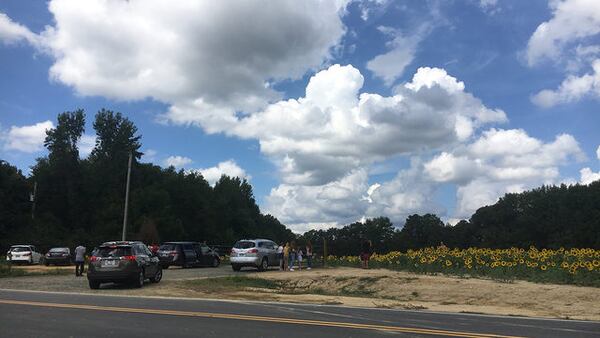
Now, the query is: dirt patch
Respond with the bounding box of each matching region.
[171,267,600,321]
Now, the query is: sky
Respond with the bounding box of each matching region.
[1,0,599,233]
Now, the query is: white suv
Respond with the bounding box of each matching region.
[230,239,279,271]
[7,245,42,264]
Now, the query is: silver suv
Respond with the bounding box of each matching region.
[230,239,279,271]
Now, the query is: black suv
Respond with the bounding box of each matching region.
[158,241,220,269]
[87,241,162,289]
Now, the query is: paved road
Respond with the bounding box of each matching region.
[0,289,598,338]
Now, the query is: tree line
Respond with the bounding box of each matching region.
[0,109,294,252]
[1,109,599,254]
[300,182,600,256]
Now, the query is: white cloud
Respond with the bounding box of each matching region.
[597,145,600,160]
[8,0,347,117]
[0,12,39,45]
[78,134,96,158]
[195,160,250,186]
[424,128,585,218]
[532,59,600,107]
[3,121,54,153]
[141,149,157,163]
[366,25,431,85]
[580,167,600,184]
[527,0,600,107]
[164,155,193,168]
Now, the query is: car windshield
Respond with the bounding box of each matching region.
[234,241,255,249]
[49,248,69,253]
[96,247,132,258]
[159,244,176,251]
[10,247,30,252]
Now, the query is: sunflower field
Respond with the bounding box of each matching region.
[325,247,600,287]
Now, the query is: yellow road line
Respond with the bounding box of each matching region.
[0,299,525,338]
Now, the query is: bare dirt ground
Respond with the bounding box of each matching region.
[1,265,599,321]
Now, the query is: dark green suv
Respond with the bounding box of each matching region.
[87,241,162,289]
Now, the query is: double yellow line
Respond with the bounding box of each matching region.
[0,299,524,338]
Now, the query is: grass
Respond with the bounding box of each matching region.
[182,276,282,293]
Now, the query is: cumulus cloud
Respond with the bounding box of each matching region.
[195,160,250,186]
[3,121,54,153]
[425,128,585,217]
[580,167,600,184]
[527,0,600,107]
[366,25,431,85]
[0,12,39,45]
[164,155,193,168]
[9,0,347,117]
[78,134,96,158]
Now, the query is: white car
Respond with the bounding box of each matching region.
[7,245,42,264]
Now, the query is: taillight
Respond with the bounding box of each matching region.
[247,248,258,254]
[123,255,136,261]
[230,249,236,255]
[90,256,99,262]
[23,252,31,256]
[169,251,178,256]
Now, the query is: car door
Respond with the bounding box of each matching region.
[268,242,278,266]
[31,246,41,263]
[200,243,212,266]
[136,244,156,277]
[192,243,203,266]
[182,243,195,266]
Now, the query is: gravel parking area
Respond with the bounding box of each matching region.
[0,265,251,293]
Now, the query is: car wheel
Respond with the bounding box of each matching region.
[232,264,241,272]
[44,261,49,267]
[150,268,163,283]
[258,258,268,272]
[133,270,144,288]
[162,264,169,269]
[212,257,220,268]
[89,280,101,289]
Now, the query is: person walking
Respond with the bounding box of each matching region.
[283,242,290,271]
[289,241,297,271]
[74,244,86,276]
[305,242,313,270]
[277,243,284,270]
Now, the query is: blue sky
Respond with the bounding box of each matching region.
[1,0,599,233]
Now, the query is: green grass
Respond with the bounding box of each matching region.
[0,261,71,278]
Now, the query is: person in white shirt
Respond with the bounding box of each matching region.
[74,245,86,276]
[277,244,284,271]
[305,242,313,270]
[297,248,303,270]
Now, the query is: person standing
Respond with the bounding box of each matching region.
[305,242,313,270]
[283,242,290,271]
[360,239,372,269]
[74,244,86,276]
[277,243,284,271]
[297,247,303,271]
[289,241,297,271]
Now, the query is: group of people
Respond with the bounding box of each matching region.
[276,241,313,271]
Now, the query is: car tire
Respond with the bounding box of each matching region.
[45,261,49,266]
[89,280,101,289]
[232,264,241,272]
[258,258,268,272]
[150,267,163,283]
[133,270,144,288]
[212,257,220,268]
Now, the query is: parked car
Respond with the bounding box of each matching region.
[6,245,42,264]
[157,242,220,269]
[87,241,162,289]
[44,247,72,266]
[230,239,279,271]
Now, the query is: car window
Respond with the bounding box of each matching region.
[234,241,255,249]
[183,243,193,250]
[10,247,30,252]
[200,244,210,254]
[159,244,176,251]
[96,247,132,257]
[49,248,69,253]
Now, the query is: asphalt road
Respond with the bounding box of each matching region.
[0,289,598,338]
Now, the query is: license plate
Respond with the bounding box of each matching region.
[101,260,118,267]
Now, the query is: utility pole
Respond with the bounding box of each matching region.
[323,237,327,267]
[122,152,133,241]
[30,181,37,220]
